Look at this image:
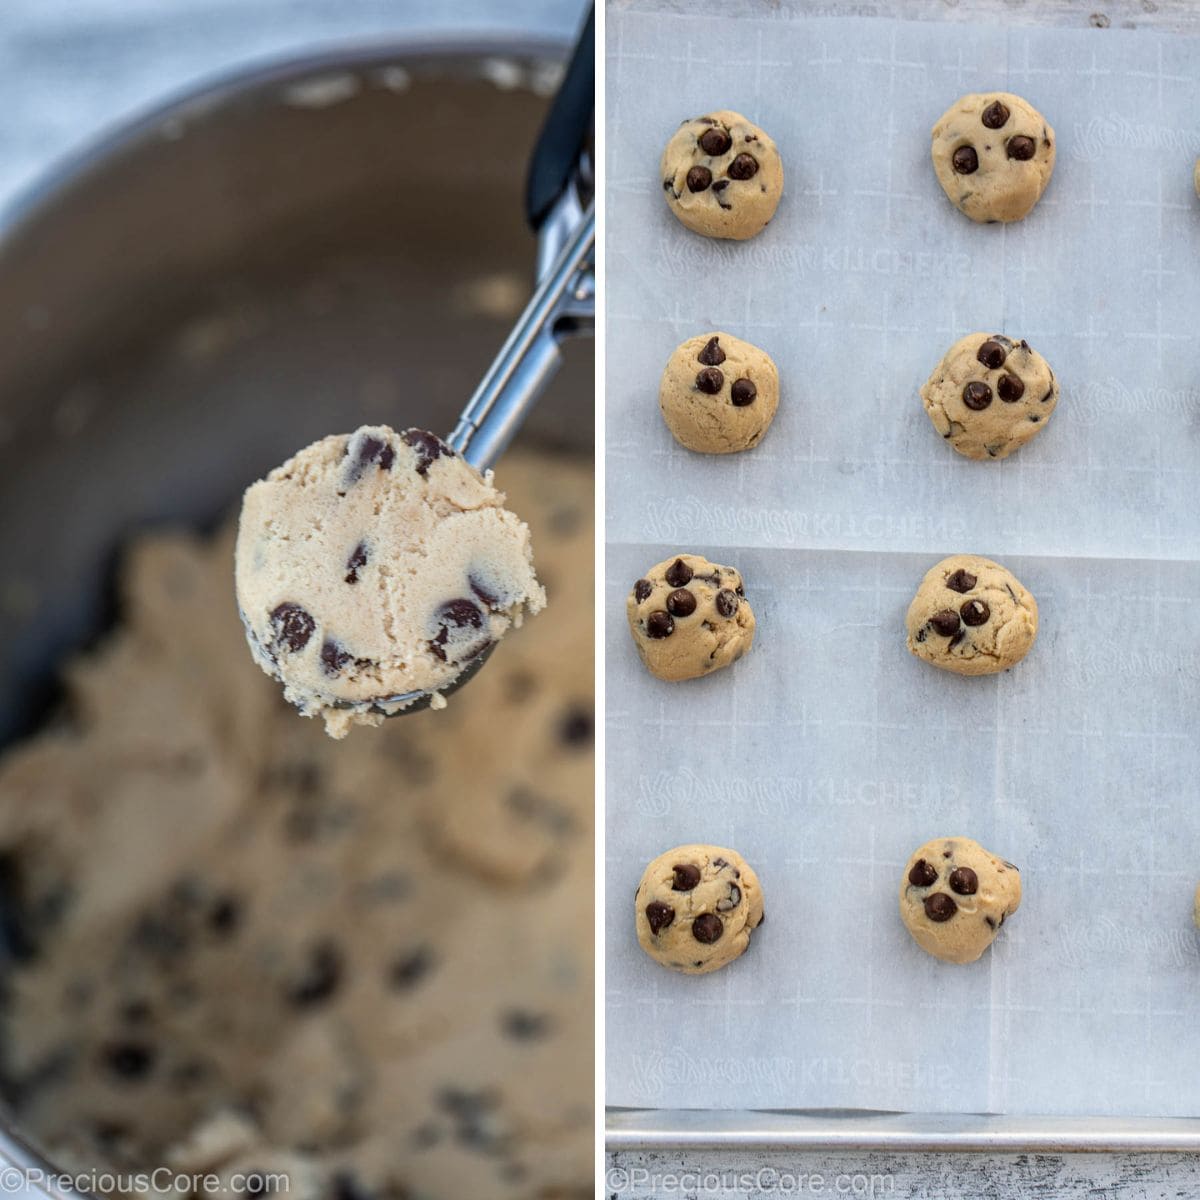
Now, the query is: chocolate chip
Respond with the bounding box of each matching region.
[984,915,997,930]
[699,127,732,156]
[665,558,694,587]
[952,145,978,174]
[960,599,990,626]
[696,367,724,394]
[908,859,938,887]
[692,913,724,943]
[728,153,758,180]
[645,900,675,934]
[501,1009,553,1040]
[344,542,368,584]
[686,165,713,192]
[715,883,742,912]
[949,866,979,895]
[559,705,593,747]
[924,893,957,922]
[401,428,452,476]
[469,574,504,611]
[634,579,653,603]
[715,589,739,618]
[207,895,241,937]
[345,433,396,482]
[667,588,697,617]
[1007,135,1036,160]
[998,374,1025,402]
[730,378,757,407]
[946,569,977,593]
[697,336,726,366]
[672,863,702,891]
[977,339,1008,369]
[286,940,342,1007]
[948,629,965,649]
[981,99,1010,129]
[269,603,315,653]
[103,1041,155,1082]
[389,945,435,990]
[646,611,674,639]
[962,381,993,410]
[320,639,352,675]
[929,609,961,637]
[429,598,486,662]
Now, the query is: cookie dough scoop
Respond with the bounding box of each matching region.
[236,13,595,736]
[900,836,1021,963]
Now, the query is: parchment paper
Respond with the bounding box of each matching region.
[605,7,1200,1117]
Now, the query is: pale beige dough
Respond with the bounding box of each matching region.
[1194,157,1200,198]
[0,451,593,1200]
[1194,883,1200,929]
[627,554,754,682]
[921,332,1059,460]
[931,91,1055,223]
[636,844,764,974]
[906,554,1038,676]
[659,332,780,454]
[900,836,1021,964]
[235,425,545,738]
[660,109,783,240]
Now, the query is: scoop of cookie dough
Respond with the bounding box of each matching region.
[627,554,754,682]
[235,425,545,738]
[636,844,764,974]
[931,92,1055,223]
[659,332,780,454]
[906,554,1038,676]
[660,110,783,240]
[900,837,1021,963]
[921,332,1059,460]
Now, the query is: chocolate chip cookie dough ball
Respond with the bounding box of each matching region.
[236,425,545,737]
[931,92,1055,223]
[900,837,1021,963]
[659,332,780,454]
[660,110,783,240]
[906,555,1038,676]
[636,845,764,974]
[627,554,755,682]
[921,332,1059,460]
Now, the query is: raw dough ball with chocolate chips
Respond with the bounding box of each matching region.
[900,837,1021,963]
[626,554,755,682]
[636,844,764,974]
[921,332,1059,460]
[236,425,545,737]
[660,110,783,240]
[906,554,1038,676]
[659,332,780,454]
[931,92,1055,223]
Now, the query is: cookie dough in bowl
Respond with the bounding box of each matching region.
[0,450,594,1200]
[921,332,1059,460]
[906,554,1038,676]
[627,554,755,681]
[236,425,546,738]
[900,837,1021,963]
[660,332,780,454]
[660,110,783,240]
[636,844,764,974]
[931,91,1055,223]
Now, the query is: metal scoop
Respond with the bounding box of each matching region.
[339,7,595,719]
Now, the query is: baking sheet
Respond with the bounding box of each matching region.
[604,8,1200,1118]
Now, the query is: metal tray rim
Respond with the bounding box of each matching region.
[606,1108,1200,1154]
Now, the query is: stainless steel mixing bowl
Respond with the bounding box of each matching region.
[0,35,591,1190]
